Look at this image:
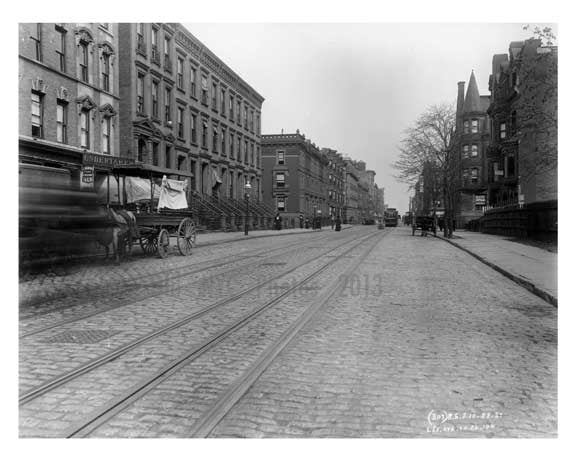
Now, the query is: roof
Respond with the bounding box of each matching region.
[463,71,484,113]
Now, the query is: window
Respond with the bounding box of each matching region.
[177,156,185,171]
[506,155,515,177]
[471,144,478,157]
[56,101,67,143]
[244,140,248,163]
[471,119,478,133]
[276,173,285,187]
[237,135,241,159]
[151,80,159,118]
[511,111,517,135]
[256,114,260,135]
[152,142,159,165]
[277,150,285,164]
[221,127,226,154]
[165,145,172,169]
[177,107,184,138]
[190,67,196,97]
[201,75,208,105]
[177,58,184,89]
[31,92,43,138]
[250,111,254,132]
[31,24,42,61]
[229,94,234,119]
[102,52,111,92]
[79,40,89,82]
[221,89,226,114]
[462,145,469,158]
[229,132,234,158]
[164,87,172,122]
[499,122,506,139]
[243,106,248,128]
[471,167,478,182]
[250,143,254,165]
[212,127,218,152]
[163,35,171,70]
[463,120,469,134]
[102,116,111,154]
[236,100,241,123]
[151,27,159,63]
[55,25,66,72]
[202,121,208,148]
[137,139,146,162]
[136,23,145,52]
[137,74,145,114]
[277,197,286,211]
[190,113,197,143]
[80,110,90,148]
[212,83,217,110]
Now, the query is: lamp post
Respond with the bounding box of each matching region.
[244,180,251,236]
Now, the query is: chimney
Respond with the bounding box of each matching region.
[456,80,465,129]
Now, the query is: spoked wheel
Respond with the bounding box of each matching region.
[177,217,196,256]
[139,232,158,256]
[157,228,170,259]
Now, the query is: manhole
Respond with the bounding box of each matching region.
[40,330,122,344]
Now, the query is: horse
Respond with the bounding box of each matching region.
[95,206,137,263]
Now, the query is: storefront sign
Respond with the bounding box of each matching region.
[81,165,94,189]
[82,152,133,169]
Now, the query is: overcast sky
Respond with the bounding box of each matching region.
[183,22,557,212]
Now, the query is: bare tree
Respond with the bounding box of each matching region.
[392,103,457,237]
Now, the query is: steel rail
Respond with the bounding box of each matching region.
[63,230,383,438]
[19,230,339,338]
[19,230,383,406]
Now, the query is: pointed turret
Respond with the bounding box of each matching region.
[463,71,483,113]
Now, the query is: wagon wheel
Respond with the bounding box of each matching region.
[157,228,170,259]
[139,231,158,256]
[177,217,196,256]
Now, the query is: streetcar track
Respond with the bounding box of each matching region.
[19,233,327,318]
[62,230,384,438]
[19,232,341,337]
[19,230,385,406]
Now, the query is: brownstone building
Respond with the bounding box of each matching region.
[117,23,265,203]
[19,23,122,185]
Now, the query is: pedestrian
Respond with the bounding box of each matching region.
[299,214,304,229]
[331,215,335,230]
[335,215,341,231]
[274,212,282,231]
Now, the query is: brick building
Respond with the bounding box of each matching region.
[321,148,346,220]
[117,23,265,202]
[454,71,491,227]
[19,23,122,185]
[486,39,557,207]
[261,131,329,225]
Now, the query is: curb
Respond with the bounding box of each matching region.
[195,225,352,248]
[436,235,557,308]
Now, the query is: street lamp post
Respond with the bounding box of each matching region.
[244,180,251,236]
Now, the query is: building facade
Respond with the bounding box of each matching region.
[486,39,558,207]
[454,71,491,227]
[322,148,346,219]
[117,23,265,202]
[261,131,329,223]
[19,23,122,186]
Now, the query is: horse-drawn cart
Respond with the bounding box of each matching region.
[411,214,437,237]
[103,164,197,259]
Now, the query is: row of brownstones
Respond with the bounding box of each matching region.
[411,38,557,239]
[18,23,384,228]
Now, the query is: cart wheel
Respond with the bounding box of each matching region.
[139,233,158,256]
[157,228,170,258]
[177,217,196,256]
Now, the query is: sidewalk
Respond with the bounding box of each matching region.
[437,231,558,307]
[195,224,352,246]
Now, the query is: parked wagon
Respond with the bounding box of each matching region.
[106,164,198,259]
[411,215,437,237]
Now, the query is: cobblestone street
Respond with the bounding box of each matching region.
[18,226,557,438]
